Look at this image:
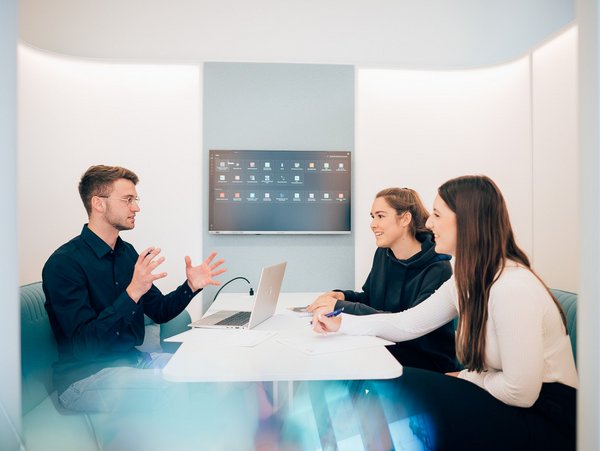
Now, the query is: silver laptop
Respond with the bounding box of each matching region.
[189,262,286,329]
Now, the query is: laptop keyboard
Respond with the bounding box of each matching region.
[215,311,251,326]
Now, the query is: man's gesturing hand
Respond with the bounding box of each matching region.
[185,251,226,292]
[127,247,167,303]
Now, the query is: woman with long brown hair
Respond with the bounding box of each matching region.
[312,175,577,450]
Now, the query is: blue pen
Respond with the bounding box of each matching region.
[325,307,345,318]
[309,307,344,325]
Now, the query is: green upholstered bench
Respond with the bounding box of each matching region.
[20,281,191,450]
[550,288,577,364]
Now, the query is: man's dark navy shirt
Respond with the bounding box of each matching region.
[42,224,198,394]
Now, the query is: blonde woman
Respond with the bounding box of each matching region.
[308,187,457,373]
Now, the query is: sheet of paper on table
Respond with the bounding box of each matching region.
[164,328,277,347]
[277,333,394,355]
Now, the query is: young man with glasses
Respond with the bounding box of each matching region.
[42,165,226,412]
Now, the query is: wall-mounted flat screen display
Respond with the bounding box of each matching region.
[209,150,351,234]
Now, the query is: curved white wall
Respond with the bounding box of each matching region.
[18,27,578,301]
[532,27,579,290]
[355,58,532,286]
[18,46,205,317]
[19,0,574,68]
[355,26,578,292]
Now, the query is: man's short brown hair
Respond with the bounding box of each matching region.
[78,165,139,215]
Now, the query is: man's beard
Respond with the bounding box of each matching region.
[108,217,134,231]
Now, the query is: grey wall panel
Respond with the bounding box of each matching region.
[203,63,354,300]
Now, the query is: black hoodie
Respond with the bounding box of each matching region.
[334,232,458,373]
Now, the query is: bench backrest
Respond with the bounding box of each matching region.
[20,281,56,414]
[20,281,191,413]
[550,288,577,364]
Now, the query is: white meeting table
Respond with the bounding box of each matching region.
[162,292,402,392]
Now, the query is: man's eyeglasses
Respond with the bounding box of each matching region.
[97,195,140,207]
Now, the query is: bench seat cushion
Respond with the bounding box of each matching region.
[22,393,98,451]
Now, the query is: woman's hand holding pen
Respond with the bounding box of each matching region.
[312,311,343,334]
